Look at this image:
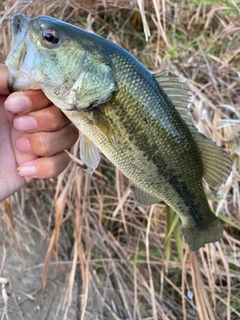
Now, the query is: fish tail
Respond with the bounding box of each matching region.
[181,214,223,251]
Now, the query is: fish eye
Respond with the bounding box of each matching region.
[42,30,60,45]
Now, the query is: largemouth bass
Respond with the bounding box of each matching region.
[5,14,232,251]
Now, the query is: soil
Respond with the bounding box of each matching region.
[0,200,78,320]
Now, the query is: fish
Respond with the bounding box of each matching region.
[5,13,232,251]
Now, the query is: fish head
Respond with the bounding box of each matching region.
[5,13,117,111]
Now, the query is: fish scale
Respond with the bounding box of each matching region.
[100,84,202,204]
[5,14,232,250]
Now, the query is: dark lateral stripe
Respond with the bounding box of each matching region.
[102,88,206,226]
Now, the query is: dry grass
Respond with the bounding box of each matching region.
[0,0,240,319]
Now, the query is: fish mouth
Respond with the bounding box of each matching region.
[5,13,42,91]
[20,33,42,74]
[11,13,28,50]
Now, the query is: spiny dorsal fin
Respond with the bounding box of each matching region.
[193,131,232,187]
[153,71,195,130]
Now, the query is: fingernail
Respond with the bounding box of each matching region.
[5,94,31,113]
[14,116,38,131]
[16,137,31,152]
[17,164,37,177]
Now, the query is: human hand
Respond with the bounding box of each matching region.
[0,64,79,201]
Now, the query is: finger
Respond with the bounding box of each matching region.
[16,123,79,157]
[14,105,70,132]
[5,89,51,113]
[17,151,70,180]
[0,64,11,95]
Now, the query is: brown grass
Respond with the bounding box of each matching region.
[0,0,240,319]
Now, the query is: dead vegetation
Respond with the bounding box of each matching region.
[0,0,240,319]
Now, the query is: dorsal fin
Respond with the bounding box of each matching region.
[193,132,232,187]
[153,71,232,188]
[153,71,196,130]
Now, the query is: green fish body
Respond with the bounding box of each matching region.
[5,14,232,250]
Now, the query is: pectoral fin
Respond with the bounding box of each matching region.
[94,110,117,150]
[79,133,100,174]
[130,182,160,206]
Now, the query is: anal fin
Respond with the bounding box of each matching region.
[130,182,160,206]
